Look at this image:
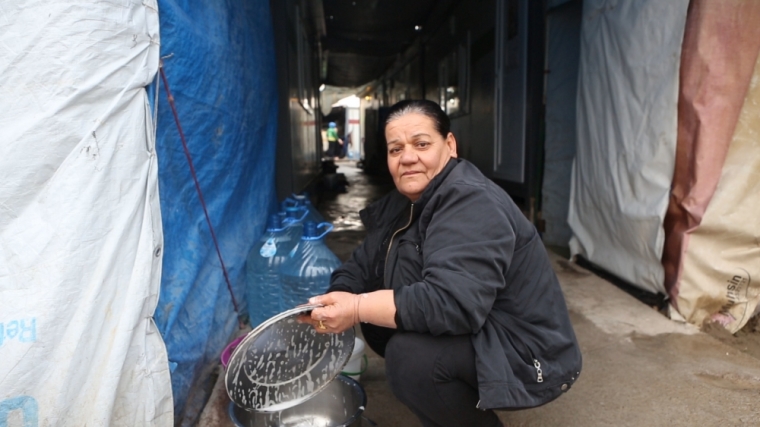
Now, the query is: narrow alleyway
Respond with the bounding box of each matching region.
[200,160,760,426]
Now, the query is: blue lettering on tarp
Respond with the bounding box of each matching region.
[0,318,37,347]
[0,395,38,427]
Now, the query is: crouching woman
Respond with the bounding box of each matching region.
[306,99,582,427]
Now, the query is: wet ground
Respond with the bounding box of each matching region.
[199,160,760,426]
[703,316,760,360]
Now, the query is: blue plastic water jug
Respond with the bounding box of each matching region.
[282,205,308,242]
[289,192,325,223]
[280,221,342,310]
[246,214,296,327]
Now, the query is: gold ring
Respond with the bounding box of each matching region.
[318,320,326,330]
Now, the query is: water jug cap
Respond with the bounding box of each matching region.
[302,221,317,238]
[266,214,284,232]
[284,206,308,223]
[301,221,333,240]
[291,192,312,206]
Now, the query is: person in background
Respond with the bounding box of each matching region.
[326,121,343,160]
[304,99,582,427]
[341,130,353,159]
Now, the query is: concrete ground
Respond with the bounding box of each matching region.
[199,160,760,426]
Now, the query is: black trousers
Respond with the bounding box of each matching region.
[382,331,503,427]
[327,140,339,157]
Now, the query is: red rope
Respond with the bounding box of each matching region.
[159,60,243,323]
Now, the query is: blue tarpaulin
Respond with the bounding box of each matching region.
[152,0,278,421]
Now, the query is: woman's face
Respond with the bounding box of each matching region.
[385,112,457,201]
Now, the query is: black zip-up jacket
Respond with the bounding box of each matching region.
[329,158,582,410]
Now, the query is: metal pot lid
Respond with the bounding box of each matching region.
[225,304,355,412]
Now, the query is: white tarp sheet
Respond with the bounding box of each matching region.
[0,1,172,425]
[568,0,689,294]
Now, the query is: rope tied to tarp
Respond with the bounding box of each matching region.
[159,59,244,329]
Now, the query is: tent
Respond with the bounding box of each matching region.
[1,1,172,425]
[661,0,760,333]
[566,0,760,331]
[1,0,278,424]
[567,0,690,295]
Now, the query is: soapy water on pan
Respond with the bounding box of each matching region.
[279,415,333,427]
[226,310,354,412]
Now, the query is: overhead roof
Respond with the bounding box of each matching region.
[319,0,456,87]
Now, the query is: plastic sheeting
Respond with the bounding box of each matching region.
[568,0,689,294]
[662,0,760,329]
[542,0,582,247]
[0,1,172,425]
[669,22,760,332]
[152,0,279,422]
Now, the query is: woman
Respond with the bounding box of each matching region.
[306,99,581,427]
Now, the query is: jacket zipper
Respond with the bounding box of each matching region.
[518,339,544,383]
[384,203,414,288]
[498,319,546,385]
[533,359,544,383]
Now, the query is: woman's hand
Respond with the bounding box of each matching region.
[297,290,397,333]
[304,292,360,334]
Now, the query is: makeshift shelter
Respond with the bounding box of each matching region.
[1,0,279,424]
[566,0,760,332]
[3,0,760,424]
[1,1,172,425]
[662,0,760,333]
[152,0,279,422]
[567,0,690,295]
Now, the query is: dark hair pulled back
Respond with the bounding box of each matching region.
[384,99,450,139]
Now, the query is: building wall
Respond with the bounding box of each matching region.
[362,0,545,213]
[542,0,583,247]
[271,0,323,201]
